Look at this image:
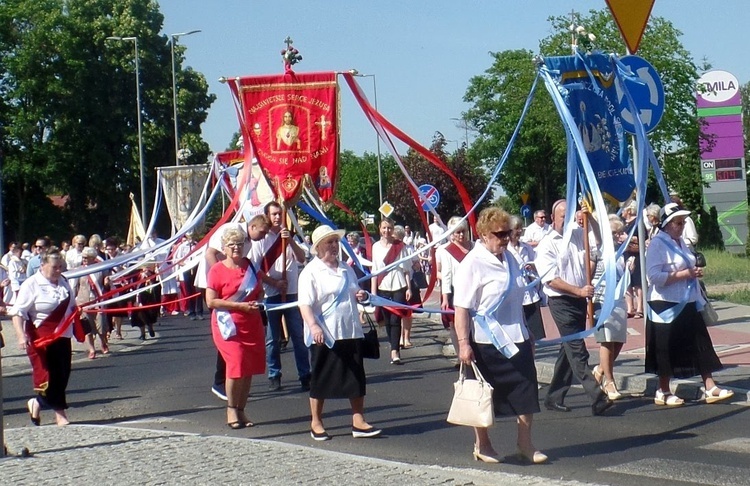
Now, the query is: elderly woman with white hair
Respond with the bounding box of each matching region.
[436,215,473,357]
[298,224,381,441]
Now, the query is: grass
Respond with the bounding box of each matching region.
[701,249,750,305]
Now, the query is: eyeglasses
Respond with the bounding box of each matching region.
[490,229,512,239]
[225,242,243,248]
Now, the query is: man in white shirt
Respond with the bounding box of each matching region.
[253,201,311,392]
[520,210,551,250]
[535,199,613,416]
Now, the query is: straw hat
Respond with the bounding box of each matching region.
[310,224,346,256]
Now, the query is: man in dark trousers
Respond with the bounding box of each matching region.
[535,199,613,416]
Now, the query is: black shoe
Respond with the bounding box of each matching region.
[592,397,615,416]
[280,339,289,349]
[300,377,311,391]
[147,325,155,338]
[268,376,281,391]
[544,401,571,413]
[310,429,331,441]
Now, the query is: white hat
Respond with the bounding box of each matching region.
[310,225,346,256]
[659,202,691,228]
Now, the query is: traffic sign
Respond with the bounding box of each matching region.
[520,204,532,218]
[520,193,529,205]
[615,55,665,134]
[606,0,654,54]
[418,184,440,211]
[379,201,394,217]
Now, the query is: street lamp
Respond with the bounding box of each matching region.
[169,30,201,166]
[450,117,470,146]
[106,36,147,227]
[349,69,383,207]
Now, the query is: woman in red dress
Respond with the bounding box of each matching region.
[206,227,265,429]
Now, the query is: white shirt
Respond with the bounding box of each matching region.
[298,258,364,343]
[521,221,551,245]
[436,241,472,295]
[682,216,698,250]
[10,272,77,338]
[252,230,300,297]
[371,240,410,291]
[429,222,446,244]
[506,241,540,305]
[535,228,592,298]
[646,230,703,305]
[453,243,528,345]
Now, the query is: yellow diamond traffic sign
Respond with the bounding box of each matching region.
[379,201,394,217]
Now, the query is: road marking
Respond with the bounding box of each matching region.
[601,458,750,485]
[118,417,189,424]
[700,438,750,453]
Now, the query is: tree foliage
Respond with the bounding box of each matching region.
[385,132,490,232]
[0,0,215,243]
[464,9,703,215]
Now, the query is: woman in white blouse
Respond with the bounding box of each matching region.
[645,203,733,406]
[454,207,546,465]
[298,225,381,441]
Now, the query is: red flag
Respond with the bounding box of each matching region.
[234,71,338,202]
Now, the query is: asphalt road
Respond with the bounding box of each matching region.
[3,314,750,485]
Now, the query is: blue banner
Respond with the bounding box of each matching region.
[544,53,634,202]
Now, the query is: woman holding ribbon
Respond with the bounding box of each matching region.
[206,227,265,429]
[645,203,733,406]
[11,247,79,426]
[370,218,412,364]
[298,224,381,441]
[453,207,546,464]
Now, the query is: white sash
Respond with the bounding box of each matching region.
[216,262,260,340]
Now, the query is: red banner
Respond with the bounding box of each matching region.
[235,71,338,202]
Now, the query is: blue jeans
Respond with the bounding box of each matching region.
[265,293,310,382]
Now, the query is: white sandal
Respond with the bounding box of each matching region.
[654,389,684,406]
[704,386,734,404]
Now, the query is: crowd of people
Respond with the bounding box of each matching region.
[3,195,734,464]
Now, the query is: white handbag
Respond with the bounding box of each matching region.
[446,362,495,428]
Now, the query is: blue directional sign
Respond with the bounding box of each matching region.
[520,204,532,218]
[616,55,665,134]
[418,184,440,211]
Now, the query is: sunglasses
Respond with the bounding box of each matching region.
[490,229,512,239]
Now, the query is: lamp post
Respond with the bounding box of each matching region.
[169,30,201,166]
[106,36,147,226]
[450,117,470,146]
[349,69,383,207]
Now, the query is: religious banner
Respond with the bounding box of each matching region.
[158,164,211,233]
[233,71,339,202]
[544,54,635,202]
[214,150,274,218]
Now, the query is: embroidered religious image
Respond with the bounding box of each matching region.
[275,111,302,150]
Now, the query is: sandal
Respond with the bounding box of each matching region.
[634,312,644,319]
[602,379,622,400]
[237,408,255,428]
[226,406,246,430]
[592,365,603,385]
[88,350,97,360]
[704,386,734,404]
[654,389,684,406]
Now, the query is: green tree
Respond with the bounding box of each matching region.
[326,150,392,230]
[464,9,703,214]
[0,0,215,242]
[385,132,490,231]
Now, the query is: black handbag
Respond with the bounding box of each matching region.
[362,312,380,360]
[694,251,707,268]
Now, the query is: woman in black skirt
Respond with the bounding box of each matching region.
[298,224,382,441]
[453,207,546,464]
[645,203,733,406]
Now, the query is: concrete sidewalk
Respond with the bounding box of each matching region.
[0,425,599,486]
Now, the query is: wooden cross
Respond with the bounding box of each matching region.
[315,115,330,140]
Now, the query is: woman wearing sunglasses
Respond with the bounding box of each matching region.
[453,207,546,465]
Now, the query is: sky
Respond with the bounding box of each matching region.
[158,0,748,159]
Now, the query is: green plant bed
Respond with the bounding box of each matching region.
[707,288,750,306]
[700,249,750,286]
